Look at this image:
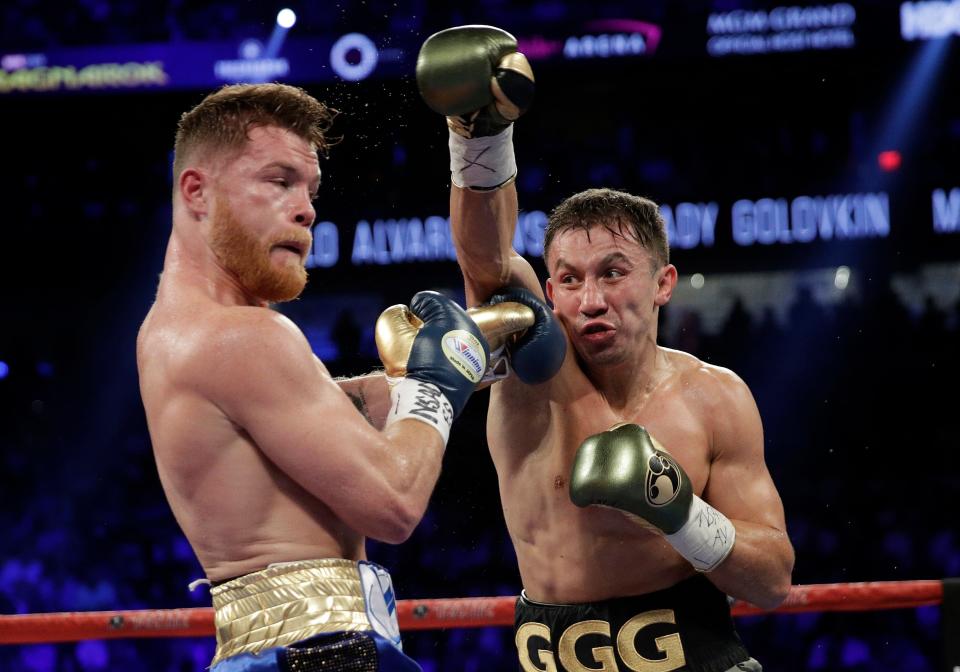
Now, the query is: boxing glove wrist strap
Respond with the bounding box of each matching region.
[448,125,517,191]
[664,495,737,572]
[384,377,453,444]
[480,345,513,384]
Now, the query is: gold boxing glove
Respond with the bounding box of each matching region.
[376,301,534,380]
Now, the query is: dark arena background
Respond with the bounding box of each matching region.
[2,1,959,670]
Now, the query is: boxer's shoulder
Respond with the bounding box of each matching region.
[204,305,306,350]
[163,305,314,391]
[661,347,741,386]
[657,348,748,410]
[662,357,757,455]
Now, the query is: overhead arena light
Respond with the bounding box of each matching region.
[276,9,297,29]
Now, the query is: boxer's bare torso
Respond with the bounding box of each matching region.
[490,347,728,603]
[138,282,365,581]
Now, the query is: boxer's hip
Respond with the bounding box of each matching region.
[514,574,752,672]
[210,558,414,670]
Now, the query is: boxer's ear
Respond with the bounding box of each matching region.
[545,277,555,305]
[655,264,677,306]
[178,167,210,218]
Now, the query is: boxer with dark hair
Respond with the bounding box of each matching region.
[418,27,794,672]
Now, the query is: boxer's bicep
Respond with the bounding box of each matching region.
[197,313,404,524]
[708,447,787,534]
[702,374,794,603]
[703,373,787,534]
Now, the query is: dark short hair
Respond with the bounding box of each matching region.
[172,83,336,179]
[543,188,669,271]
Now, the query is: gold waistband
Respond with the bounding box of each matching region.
[210,559,371,664]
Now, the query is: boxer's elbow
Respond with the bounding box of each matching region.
[370,496,425,544]
[370,523,414,545]
[754,574,792,610]
[755,547,795,609]
[385,507,422,544]
[720,535,794,610]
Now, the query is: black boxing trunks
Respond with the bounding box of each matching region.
[514,574,755,672]
[208,559,422,672]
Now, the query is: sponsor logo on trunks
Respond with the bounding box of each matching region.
[645,453,682,507]
[516,609,686,671]
[441,330,486,383]
[358,562,402,649]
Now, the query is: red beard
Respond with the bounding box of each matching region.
[209,200,310,303]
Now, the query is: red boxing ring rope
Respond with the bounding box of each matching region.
[0,580,944,645]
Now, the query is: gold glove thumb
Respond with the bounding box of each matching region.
[375,304,424,378]
[467,301,534,352]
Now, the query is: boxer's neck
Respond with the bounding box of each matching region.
[586,341,664,412]
[161,233,265,308]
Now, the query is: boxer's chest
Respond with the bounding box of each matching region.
[549,382,712,496]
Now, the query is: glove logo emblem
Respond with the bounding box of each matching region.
[441,330,486,383]
[645,454,682,507]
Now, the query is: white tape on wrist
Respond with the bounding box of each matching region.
[665,495,737,572]
[449,125,517,190]
[384,377,454,445]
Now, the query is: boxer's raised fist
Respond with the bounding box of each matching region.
[416,25,535,139]
[486,286,565,385]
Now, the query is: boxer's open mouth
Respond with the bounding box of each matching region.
[581,322,614,335]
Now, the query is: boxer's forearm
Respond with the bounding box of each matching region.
[450,183,520,306]
[336,373,390,430]
[704,519,794,610]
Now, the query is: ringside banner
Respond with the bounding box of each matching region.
[302,187,960,269]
